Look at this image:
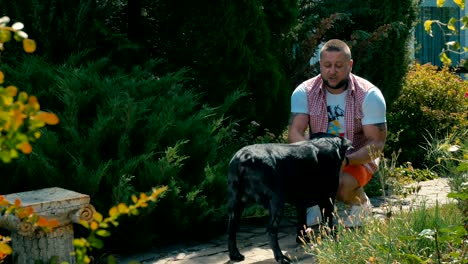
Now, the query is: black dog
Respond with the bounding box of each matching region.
[227,133,352,263]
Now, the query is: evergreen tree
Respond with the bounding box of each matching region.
[141,0,299,134]
[290,0,419,106]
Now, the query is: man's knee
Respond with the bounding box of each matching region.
[337,172,361,203]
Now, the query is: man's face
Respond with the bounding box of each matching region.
[319,50,353,90]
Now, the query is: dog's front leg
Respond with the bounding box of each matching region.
[268,231,291,264]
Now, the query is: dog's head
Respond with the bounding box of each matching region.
[309,132,353,161]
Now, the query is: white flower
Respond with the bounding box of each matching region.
[448,145,460,152]
[0,16,10,26]
[16,31,28,39]
[12,22,24,31]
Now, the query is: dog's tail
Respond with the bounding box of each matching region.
[227,150,256,200]
[231,149,256,175]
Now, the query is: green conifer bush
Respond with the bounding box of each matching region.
[0,55,244,250]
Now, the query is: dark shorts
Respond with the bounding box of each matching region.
[343,165,373,187]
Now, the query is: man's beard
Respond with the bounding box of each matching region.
[323,78,349,90]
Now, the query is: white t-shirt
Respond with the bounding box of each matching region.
[291,83,386,136]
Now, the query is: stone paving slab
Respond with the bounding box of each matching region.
[117,178,454,264]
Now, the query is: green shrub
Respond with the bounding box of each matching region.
[387,63,468,168]
[0,55,246,252]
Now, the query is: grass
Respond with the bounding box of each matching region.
[301,202,466,264]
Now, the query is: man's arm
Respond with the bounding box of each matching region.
[287,113,309,143]
[346,122,387,165]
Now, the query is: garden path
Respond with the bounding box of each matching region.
[116,178,455,264]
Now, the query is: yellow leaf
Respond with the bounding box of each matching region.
[462,16,468,30]
[437,0,445,7]
[22,39,36,53]
[447,18,457,32]
[17,142,32,154]
[152,186,168,199]
[0,197,9,206]
[117,203,129,214]
[0,94,13,106]
[73,238,87,247]
[453,0,464,9]
[439,51,452,65]
[96,229,111,237]
[93,211,103,222]
[34,112,59,125]
[14,198,21,207]
[12,109,26,130]
[48,219,59,228]
[9,149,18,159]
[0,71,4,84]
[90,221,98,231]
[5,86,17,97]
[16,208,29,218]
[99,222,109,229]
[0,30,11,43]
[109,206,118,217]
[424,20,433,36]
[25,207,34,215]
[131,195,138,203]
[27,96,40,110]
[36,216,49,227]
[139,192,148,201]
[0,243,12,254]
[80,220,89,229]
[18,91,28,103]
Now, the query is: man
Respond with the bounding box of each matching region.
[288,39,387,227]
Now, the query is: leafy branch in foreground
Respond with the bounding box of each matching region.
[0,16,59,163]
[0,15,60,261]
[73,186,168,264]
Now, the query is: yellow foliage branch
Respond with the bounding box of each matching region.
[73,186,168,263]
[0,16,59,261]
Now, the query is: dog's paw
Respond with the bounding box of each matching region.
[229,252,245,262]
[277,255,292,264]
